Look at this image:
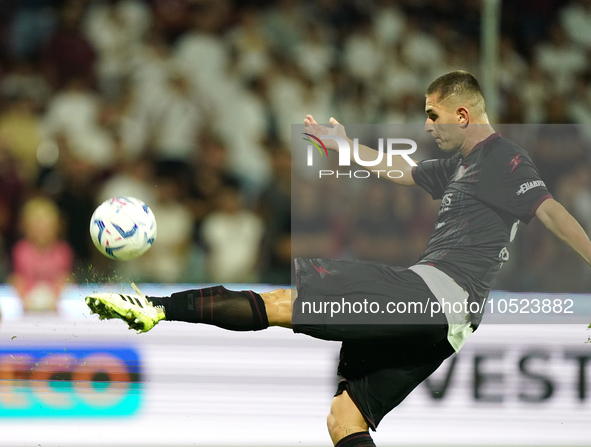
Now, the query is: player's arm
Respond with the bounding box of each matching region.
[304,115,417,187]
[535,198,591,267]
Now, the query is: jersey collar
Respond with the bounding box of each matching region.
[464,132,501,157]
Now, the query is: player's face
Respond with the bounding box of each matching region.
[424,94,464,152]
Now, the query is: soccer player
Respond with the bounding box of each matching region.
[87,71,591,447]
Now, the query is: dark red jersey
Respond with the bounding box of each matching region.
[412,133,552,328]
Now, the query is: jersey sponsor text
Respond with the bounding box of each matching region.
[516,180,546,195]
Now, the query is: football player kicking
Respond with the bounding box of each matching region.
[87,71,591,447]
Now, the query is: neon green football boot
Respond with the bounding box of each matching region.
[86,284,165,333]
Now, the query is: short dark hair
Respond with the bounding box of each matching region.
[426,71,486,112]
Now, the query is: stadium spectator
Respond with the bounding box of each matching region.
[83,0,151,100]
[533,97,585,194]
[136,173,193,283]
[97,156,155,206]
[45,136,98,272]
[343,18,383,84]
[42,76,115,169]
[263,0,305,57]
[9,196,73,312]
[174,1,230,109]
[400,16,445,74]
[187,135,238,225]
[498,37,528,94]
[534,23,588,94]
[0,93,42,182]
[9,0,58,60]
[130,32,181,128]
[41,1,96,90]
[519,64,552,123]
[1,60,52,110]
[151,71,203,163]
[201,184,264,283]
[500,93,526,124]
[149,0,192,43]
[371,0,406,47]
[570,73,591,124]
[294,22,335,81]
[228,7,272,79]
[560,0,591,50]
[213,66,272,201]
[380,43,423,106]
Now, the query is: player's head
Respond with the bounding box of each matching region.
[21,196,61,248]
[424,71,488,152]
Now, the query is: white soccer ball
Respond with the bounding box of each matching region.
[90,197,157,261]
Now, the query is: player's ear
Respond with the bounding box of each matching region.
[457,106,469,127]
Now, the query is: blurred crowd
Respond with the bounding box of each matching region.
[0,0,590,312]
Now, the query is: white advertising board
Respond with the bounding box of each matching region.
[0,285,588,446]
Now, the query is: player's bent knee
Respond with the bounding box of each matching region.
[326,411,338,438]
[327,411,369,445]
[327,391,369,445]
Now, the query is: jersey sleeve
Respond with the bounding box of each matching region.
[476,149,552,224]
[412,156,458,200]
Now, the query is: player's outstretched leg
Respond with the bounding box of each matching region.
[86,284,292,333]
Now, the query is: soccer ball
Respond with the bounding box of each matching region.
[90,197,157,261]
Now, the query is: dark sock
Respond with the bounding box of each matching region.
[335,432,376,447]
[148,286,269,331]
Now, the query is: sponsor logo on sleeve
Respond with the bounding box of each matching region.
[516,180,545,195]
[509,154,523,174]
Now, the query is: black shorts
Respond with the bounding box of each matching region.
[292,258,455,429]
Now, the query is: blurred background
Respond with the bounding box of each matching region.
[1,0,591,301]
[1,0,591,313]
[0,0,590,302]
[0,1,590,446]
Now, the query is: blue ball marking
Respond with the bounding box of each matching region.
[105,245,125,259]
[112,223,138,238]
[94,220,106,244]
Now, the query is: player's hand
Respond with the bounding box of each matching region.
[303,114,348,152]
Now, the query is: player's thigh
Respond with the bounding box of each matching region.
[260,288,293,328]
[336,340,454,430]
[292,258,447,342]
[327,390,369,444]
